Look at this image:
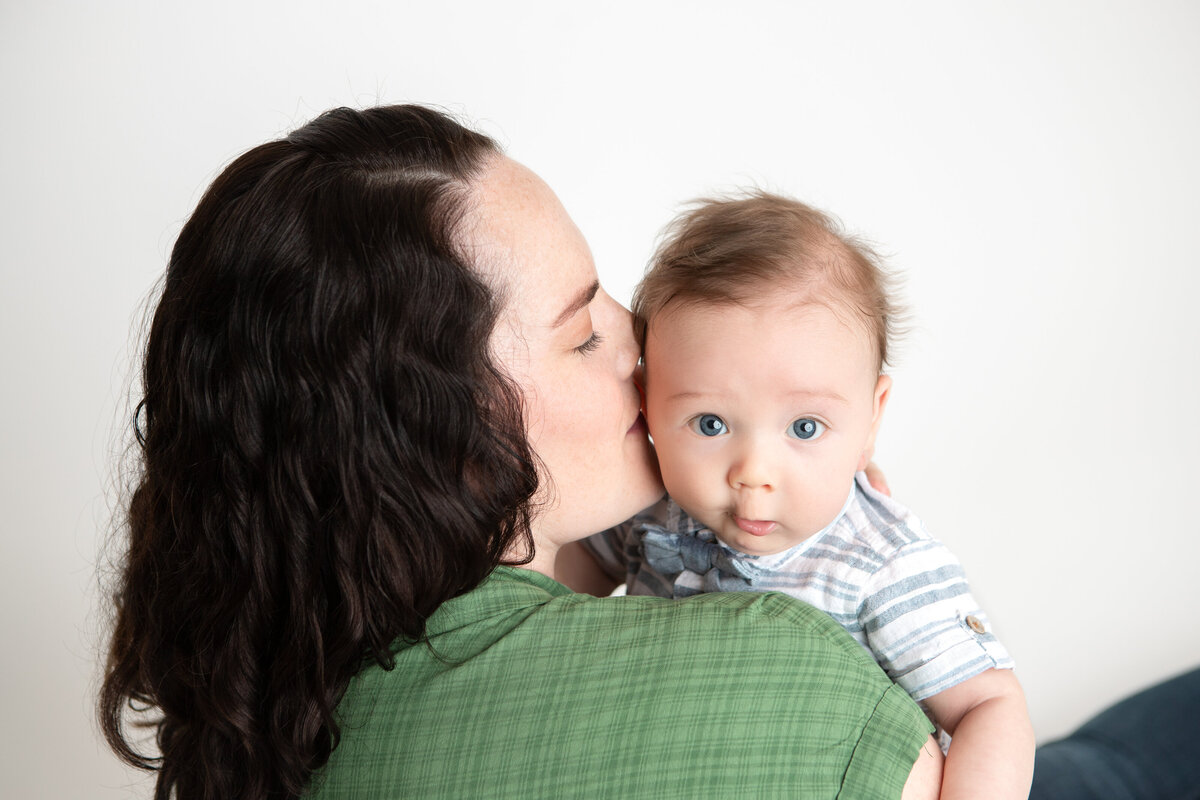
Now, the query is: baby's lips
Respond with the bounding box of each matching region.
[734,517,778,536]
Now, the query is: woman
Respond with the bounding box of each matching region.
[100,104,942,798]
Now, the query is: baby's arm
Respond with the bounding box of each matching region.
[922,668,1034,799]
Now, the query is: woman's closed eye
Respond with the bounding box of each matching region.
[688,414,728,437]
[574,331,603,354]
[788,417,826,441]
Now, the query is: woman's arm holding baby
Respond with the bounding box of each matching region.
[924,668,1034,800]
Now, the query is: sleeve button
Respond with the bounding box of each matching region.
[965,615,987,634]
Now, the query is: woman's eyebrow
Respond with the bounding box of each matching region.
[552,280,599,327]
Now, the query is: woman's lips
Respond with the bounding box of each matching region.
[734,517,777,536]
[627,412,647,435]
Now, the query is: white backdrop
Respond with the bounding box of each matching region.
[3,1,1198,796]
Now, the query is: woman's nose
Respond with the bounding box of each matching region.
[606,296,640,376]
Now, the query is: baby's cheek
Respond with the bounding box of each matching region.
[655,451,691,498]
[804,479,853,532]
[659,447,707,502]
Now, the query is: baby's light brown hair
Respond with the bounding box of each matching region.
[633,190,903,373]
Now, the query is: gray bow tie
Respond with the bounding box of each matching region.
[641,526,759,597]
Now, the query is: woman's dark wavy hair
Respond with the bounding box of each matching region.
[99,105,539,799]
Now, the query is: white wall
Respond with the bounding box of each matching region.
[3,1,1198,796]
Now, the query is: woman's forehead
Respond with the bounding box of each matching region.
[469,156,598,330]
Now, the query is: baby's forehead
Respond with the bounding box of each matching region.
[642,298,883,414]
[644,296,882,390]
[651,293,878,352]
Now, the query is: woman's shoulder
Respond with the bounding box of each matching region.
[488,566,877,657]
[377,565,903,709]
[315,567,931,799]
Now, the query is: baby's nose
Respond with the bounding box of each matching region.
[728,447,775,491]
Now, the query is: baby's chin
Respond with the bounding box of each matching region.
[715,534,802,558]
[706,521,814,558]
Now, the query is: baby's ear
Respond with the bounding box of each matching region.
[857,375,892,471]
[872,374,892,421]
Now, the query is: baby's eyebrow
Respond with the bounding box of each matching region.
[663,389,850,405]
[663,391,707,403]
[784,389,850,405]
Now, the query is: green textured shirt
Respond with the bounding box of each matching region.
[309,566,933,799]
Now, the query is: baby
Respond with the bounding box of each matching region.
[584,192,1034,797]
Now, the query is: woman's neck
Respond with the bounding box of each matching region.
[503,533,561,582]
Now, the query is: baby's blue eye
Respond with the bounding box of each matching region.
[690,414,728,437]
[789,418,826,440]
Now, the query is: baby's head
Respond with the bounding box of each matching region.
[635,191,902,556]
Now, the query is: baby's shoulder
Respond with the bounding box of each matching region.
[836,473,938,557]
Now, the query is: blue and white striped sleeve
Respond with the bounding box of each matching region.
[859,537,1014,702]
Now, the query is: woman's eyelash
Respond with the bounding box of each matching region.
[575,332,603,354]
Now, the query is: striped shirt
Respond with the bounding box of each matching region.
[583,471,1013,701]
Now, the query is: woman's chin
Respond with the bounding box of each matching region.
[630,441,665,506]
